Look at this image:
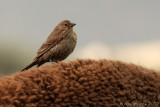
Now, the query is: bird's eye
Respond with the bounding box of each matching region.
[64,24,68,26]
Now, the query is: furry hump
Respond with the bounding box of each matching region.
[1,59,160,106]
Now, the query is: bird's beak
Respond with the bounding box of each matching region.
[70,23,76,27]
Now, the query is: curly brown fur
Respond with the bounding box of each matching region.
[0,59,160,106]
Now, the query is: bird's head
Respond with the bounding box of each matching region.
[57,20,76,31]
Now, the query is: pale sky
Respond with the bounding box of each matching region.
[1,0,160,47]
[0,0,160,73]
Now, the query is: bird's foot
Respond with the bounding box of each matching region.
[55,61,60,63]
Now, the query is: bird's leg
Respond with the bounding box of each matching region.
[50,59,53,64]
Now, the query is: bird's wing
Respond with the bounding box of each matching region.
[35,29,68,59]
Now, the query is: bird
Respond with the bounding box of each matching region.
[21,20,77,71]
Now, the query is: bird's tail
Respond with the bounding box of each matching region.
[21,59,38,71]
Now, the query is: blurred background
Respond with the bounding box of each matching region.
[0,0,160,75]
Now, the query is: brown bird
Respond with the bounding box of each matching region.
[21,20,77,71]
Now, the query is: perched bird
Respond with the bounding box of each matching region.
[21,20,77,71]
